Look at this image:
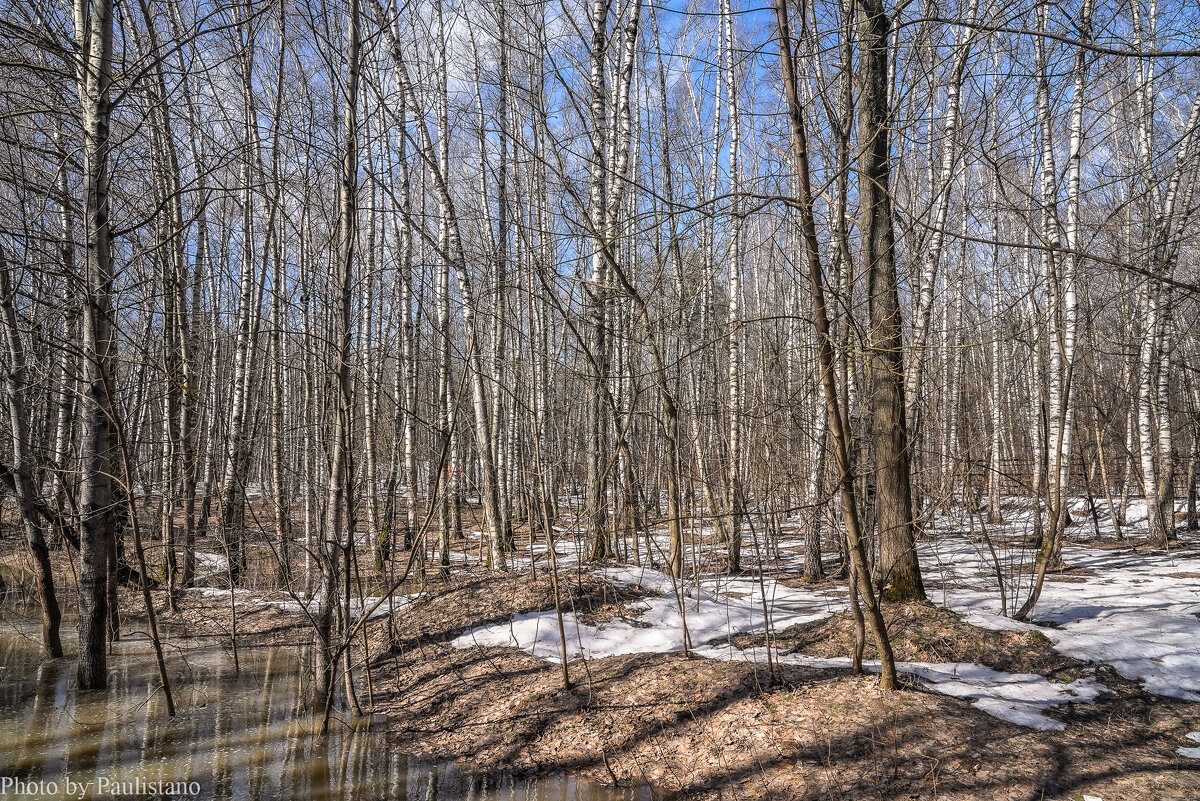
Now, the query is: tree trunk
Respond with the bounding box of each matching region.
[0,247,63,658]
[74,0,117,690]
[855,0,925,603]
[316,0,360,709]
[775,0,898,689]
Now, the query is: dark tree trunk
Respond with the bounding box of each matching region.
[0,247,63,658]
[855,0,925,603]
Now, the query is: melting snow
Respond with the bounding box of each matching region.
[452,562,1104,730]
[924,530,1200,701]
[894,662,1101,730]
[452,565,843,660]
[1180,732,1200,758]
[263,594,407,620]
[192,552,228,581]
[691,644,1101,730]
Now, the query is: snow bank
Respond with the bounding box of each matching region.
[193,552,228,581]
[896,662,1101,730]
[190,586,251,598]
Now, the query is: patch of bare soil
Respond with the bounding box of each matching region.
[1067,532,1200,553]
[1066,536,1138,550]
[367,574,1200,801]
[732,602,1088,679]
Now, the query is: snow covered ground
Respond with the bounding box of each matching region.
[451,558,1108,729]
[931,540,1200,701]
[691,643,1103,731]
[452,503,1200,732]
[452,565,844,660]
[192,551,229,581]
[179,495,1200,732]
[920,499,1200,701]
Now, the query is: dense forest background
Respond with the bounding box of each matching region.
[1,0,1199,706]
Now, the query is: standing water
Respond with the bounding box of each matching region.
[0,629,650,800]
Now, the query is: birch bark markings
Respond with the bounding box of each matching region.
[395,91,420,555]
[905,0,979,425]
[1043,0,1094,566]
[1140,90,1200,545]
[721,0,745,573]
[433,1,458,573]
[492,0,514,551]
[584,0,612,560]
[74,0,117,690]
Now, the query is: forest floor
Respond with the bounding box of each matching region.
[4,499,1200,799]
[360,556,1200,801]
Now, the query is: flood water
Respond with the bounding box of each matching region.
[0,628,650,801]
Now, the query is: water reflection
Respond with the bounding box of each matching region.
[0,632,648,801]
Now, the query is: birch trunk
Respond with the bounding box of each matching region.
[74,0,116,690]
[721,0,745,572]
[373,0,507,569]
[316,0,360,708]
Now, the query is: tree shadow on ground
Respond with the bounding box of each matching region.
[373,628,1200,801]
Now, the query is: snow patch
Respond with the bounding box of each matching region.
[453,561,1101,731]
[192,552,228,581]
[895,662,1101,730]
[265,594,407,620]
[691,645,1101,731]
[452,565,843,661]
[934,541,1200,701]
[189,586,251,598]
[1179,732,1200,759]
